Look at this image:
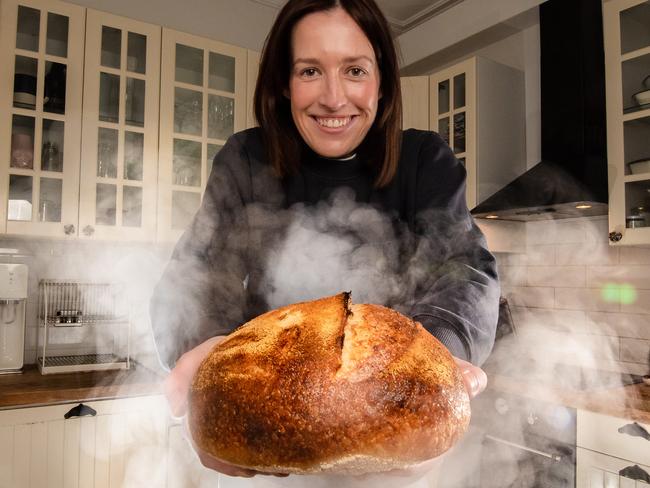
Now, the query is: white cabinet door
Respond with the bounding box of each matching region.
[0,0,84,238]
[157,28,247,243]
[603,0,650,246]
[401,76,430,131]
[577,447,650,488]
[79,9,161,242]
[0,395,168,488]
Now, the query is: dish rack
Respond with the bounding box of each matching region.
[37,280,130,374]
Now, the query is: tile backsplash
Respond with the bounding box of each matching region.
[496,216,650,375]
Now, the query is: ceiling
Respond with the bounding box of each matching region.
[249,0,465,34]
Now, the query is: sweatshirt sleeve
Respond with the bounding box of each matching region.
[150,134,250,371]
[402,132,500,366]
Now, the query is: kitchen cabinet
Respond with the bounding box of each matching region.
[0,0,85,238]
[576,409,650,487]
[0,395,169,487]
[78,10,161,241]
[156,28,247,243]
[400,62,527,253]
[429,56,526,211]
[604,0,650,245]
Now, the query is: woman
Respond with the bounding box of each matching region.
[151,0,500,480]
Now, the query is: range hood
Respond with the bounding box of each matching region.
[471,0,608,221]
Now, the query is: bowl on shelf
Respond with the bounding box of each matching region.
[628,158,650,175]
[633,89,650,106]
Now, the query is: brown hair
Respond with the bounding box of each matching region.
[254,0,402,188]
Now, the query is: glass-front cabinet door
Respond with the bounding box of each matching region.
[158,28,247,242]
[0,0,84,237]
[429,58,476,209]
[604,0,650,245]
[78,10,161,241]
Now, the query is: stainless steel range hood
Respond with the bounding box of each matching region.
[471,0,608,222]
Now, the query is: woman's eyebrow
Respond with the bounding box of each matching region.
[293,55,375,65]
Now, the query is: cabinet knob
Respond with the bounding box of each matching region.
[64,403,97,419]
[82,225,95,237]
[609,231,623,242]
[63,224,75,235]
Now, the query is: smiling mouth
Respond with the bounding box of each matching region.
[313,116,355,128]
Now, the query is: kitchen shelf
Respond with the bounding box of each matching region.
[37,353,129,374]
[623,105,650,118]
[624,172,650,182]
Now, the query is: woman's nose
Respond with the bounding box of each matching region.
[319,75,347,110]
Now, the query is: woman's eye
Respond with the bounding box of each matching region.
[348,67,366,77]
[301,68,318,77]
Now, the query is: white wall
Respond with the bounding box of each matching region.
[65,0,278,51]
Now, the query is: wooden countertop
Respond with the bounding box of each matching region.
[489,373,650,424]
[0,362,165,410]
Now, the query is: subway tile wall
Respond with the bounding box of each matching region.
[495,216,650,375]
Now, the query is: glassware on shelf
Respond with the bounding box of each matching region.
[97,128,118,178]
[11,115,35,170]
[453,112,466,154]
[208,94,234,140]
[96,183,116,226]
[124,131,143,181]
[39,177,62,222]
[172,139,201,187]
[41,142,61,172]
[16,6,40,52]
[99,73,120,123]
[127,32,147,74]
[174,88,202,135]
[438,117,450,145]
[125,77,145,127]
[42,119,64,172]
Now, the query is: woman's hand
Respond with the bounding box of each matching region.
[454,356,488,398]
[164,336,288,478]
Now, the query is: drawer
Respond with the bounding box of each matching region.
[577,410,650,467]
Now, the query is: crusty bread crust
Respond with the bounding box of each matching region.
[188,292,470,474]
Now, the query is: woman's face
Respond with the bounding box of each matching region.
[288,7,381,158]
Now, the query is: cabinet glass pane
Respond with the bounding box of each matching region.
[101,26,121,69]
[625,180,650,228]
[8,175,32,221]
[97,128,118,178]
[127,32,146,74]
[209,52,235,92]
[454,73,466,109]
[10,115,35,169]
[46,12,68,57]
[42,119,64,172]
[208,95,234,140]
[438,80,450,114]
[44,61,67,114]
[624,115,650,174]
[173,139,201,187]
[16,6,40,52]
[174,87,202,135]
[207,143,222,176]
[13,56,37,110]
[125,77,145,127]
[620,3,650,55]
[171,191,200,229]
[175,44,203,86]
[122,186,142,227]
[623,53,650,113]
[96,183,116,225]
[438,117,449,145]
[453,112,466,154]
[39,177,62,222]
[99,72,120,123]
[124,131,143,181]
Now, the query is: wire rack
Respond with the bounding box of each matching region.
[38,280,130,374]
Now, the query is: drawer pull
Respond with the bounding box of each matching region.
[618,422,650,441]
[619,465,650,484]
[64,403,97,419]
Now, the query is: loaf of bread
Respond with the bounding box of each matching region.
[188,292,470,475]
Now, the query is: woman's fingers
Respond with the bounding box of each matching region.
[454,357,488,398]
[164,336,225,417]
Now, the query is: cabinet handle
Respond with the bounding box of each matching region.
[64,403,97,419]
[618,422,650,441]
[63,224,75,235]
[609,231,622,242]
[619,465,650,484]
[82,225,95,237]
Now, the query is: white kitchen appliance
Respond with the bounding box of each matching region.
[0,263,28,373]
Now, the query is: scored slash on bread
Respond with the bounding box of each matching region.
[188,292,470,475]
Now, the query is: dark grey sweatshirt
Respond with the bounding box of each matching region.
[150,127,500,370]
